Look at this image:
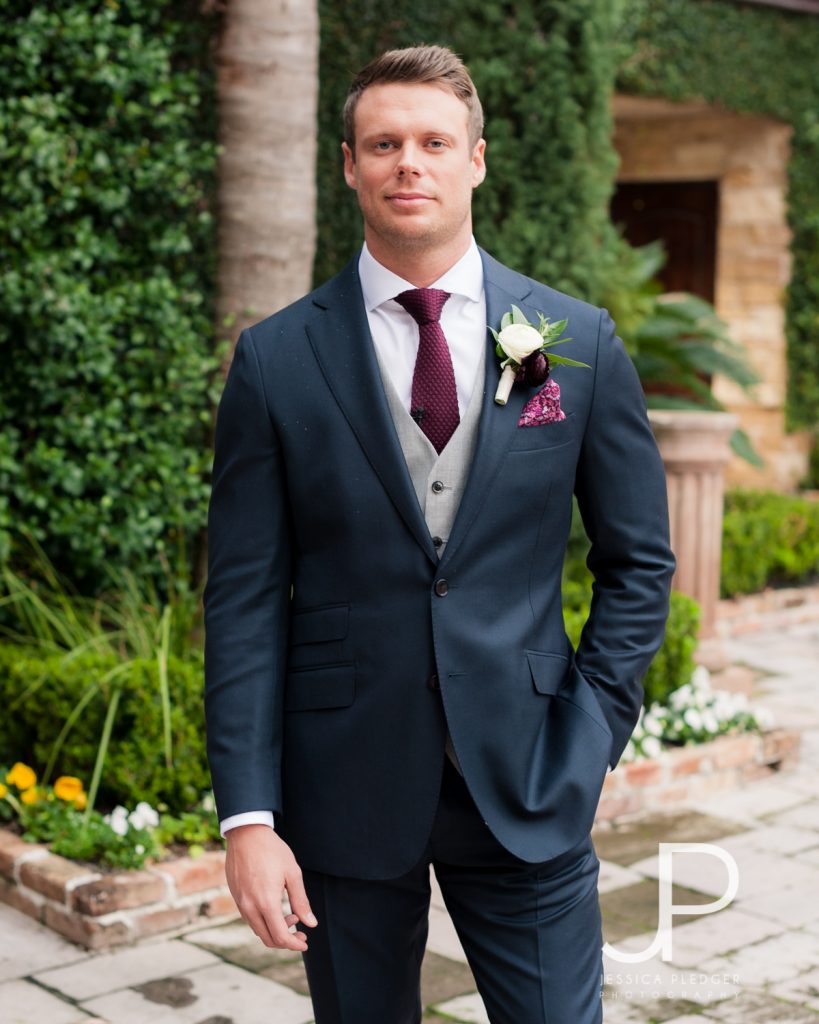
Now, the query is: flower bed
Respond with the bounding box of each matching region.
[0,828,236,949]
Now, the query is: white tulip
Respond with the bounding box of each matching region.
[498,323,543,363]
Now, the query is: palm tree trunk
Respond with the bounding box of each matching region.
[196,0,319,588]
[216,0,319,343]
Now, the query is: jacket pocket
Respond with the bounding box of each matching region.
[284,662,355,711]
[509,412,576,452]
[289,603,349,646]
[526,649,569,696]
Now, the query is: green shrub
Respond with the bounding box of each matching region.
[721,489,819,597]
[0,643,207,813]
[0,1,219,595]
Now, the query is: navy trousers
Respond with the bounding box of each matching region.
[301,755,605,1023]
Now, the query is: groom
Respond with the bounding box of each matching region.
[204,45,675,1024]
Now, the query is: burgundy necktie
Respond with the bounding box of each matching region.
[394,288,460,454]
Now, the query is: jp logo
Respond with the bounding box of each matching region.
[604,843,739,964]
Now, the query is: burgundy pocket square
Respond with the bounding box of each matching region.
[518,379,566,427]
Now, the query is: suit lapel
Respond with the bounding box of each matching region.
[305,258,439,565]
[437,250,533,570]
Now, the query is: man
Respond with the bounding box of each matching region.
[204,45,675,1024]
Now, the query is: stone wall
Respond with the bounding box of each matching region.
[613,93,812,491]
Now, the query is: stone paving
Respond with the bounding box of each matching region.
[1,621,818,1023]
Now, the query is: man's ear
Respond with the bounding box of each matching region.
[471,138,487,189]
[342,141,357,190]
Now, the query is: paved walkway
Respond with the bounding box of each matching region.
[2,622,818,1023]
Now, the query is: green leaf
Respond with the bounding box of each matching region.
[548,355,591,369]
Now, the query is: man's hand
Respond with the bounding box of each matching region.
[224,824,318,951]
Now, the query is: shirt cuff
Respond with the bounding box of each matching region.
[219,810,276,837]
[606,765,613,774]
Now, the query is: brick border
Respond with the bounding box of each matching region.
[596,726,800,821]
[0,727,800,949]
[0,837,236,949]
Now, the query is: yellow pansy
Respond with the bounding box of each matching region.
[73,792,88,810]
[54,776,84,803]
[20,787,41,806]
[6,763,37,790]
[0,783,7,799]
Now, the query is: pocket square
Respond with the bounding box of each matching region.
[518,379,566,427]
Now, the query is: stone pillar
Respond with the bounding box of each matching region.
[649,410,738,649]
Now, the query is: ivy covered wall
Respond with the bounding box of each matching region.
[616,0,819,434]
[316,0,633,303]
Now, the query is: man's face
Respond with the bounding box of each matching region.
[342,81,486,263]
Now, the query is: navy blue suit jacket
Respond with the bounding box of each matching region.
[203,249,676,880]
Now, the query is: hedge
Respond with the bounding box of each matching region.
[0,643,207,813]
[0,1,219,595]
[721,489,819,598]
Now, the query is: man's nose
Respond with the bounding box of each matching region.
[395,143,422,175]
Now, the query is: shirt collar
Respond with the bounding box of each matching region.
[358,238,484,312]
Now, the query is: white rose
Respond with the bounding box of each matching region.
[498,323,543,363]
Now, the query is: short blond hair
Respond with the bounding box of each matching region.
[343,45,484,152]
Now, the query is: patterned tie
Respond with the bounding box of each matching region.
[394,288,460,453]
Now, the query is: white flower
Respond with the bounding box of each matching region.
[642,712,664,737]
[702,710,720,734]
[642,736,662,759]
[684,708,703,731]
[129,801,159,831]
[107,806,130,836]
[201,792,215,813]
[498,323,543,363]
[691,665,712,693]
[135,844,145,855]
[755,707,775,729]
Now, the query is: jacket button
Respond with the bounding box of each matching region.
[431,480,444,494]
[434,578,449,596]
[427,673,439,691]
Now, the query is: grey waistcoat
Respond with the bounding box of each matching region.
[371,337,487,775]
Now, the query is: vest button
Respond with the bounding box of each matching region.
[434,578,449,597]
[431,480,445,494]
[432,536,443,547]
[427,673,439,691]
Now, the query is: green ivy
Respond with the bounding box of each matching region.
[616,0,819,437]
[0,1,219,594]
[316,0,632,303]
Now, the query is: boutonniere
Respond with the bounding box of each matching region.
[491,306,590,405]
